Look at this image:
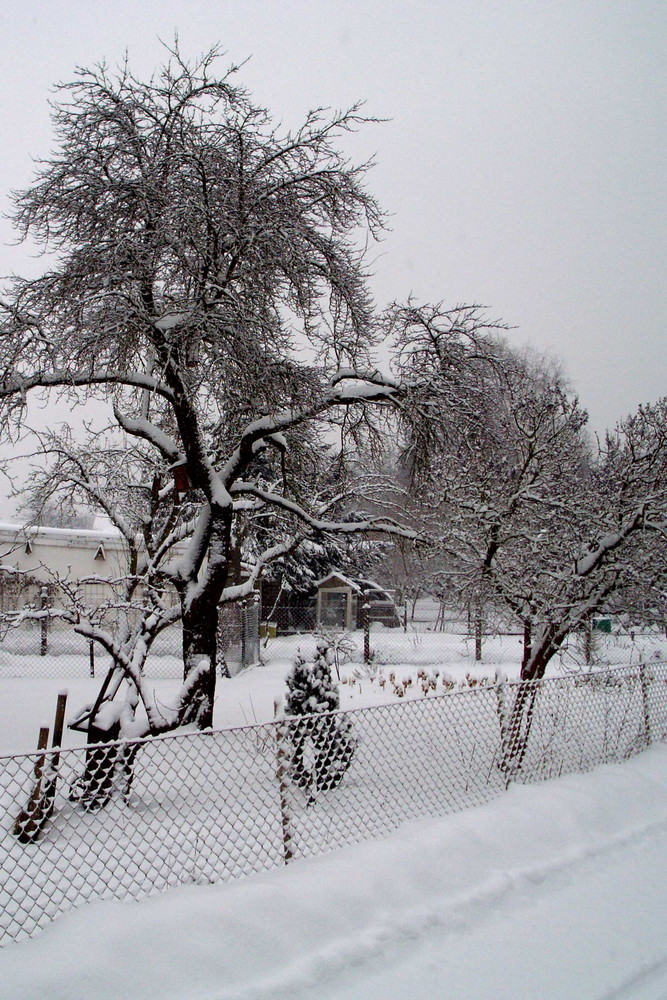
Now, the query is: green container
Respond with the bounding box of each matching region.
[593,618,612,633]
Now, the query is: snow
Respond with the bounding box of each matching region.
[154,312,190,331]
[114,412,180,463]
[2,628,666,755]
[1,744,666,999]
[332,382,395,402]
[0,520,123,542]
[314,570,362,591]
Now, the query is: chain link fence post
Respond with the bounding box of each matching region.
[274,698,294,864]
[39,587,49,656]
[250,593,260,666]
[362,594,371,665]
[240,599,247,668]
[639,660,652,747]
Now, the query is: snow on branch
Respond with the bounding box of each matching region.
[330,367,400,390]
[230,482,420,541]
[574,510,644,577]
[113,407,181,463]
[0,563,31,577]
[72,622,173,730]
[166,504,212,584]
[330,382,396,403]
[220,376,401,488]
[218,538,302,604]
[0,370,175,403]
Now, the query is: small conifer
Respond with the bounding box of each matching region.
[284,643,356,795]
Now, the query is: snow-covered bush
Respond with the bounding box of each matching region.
[284,643,356,795]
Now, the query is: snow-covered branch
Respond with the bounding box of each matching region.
[0,370,175,404]
[230,482,420,540]
[113,408,181,464]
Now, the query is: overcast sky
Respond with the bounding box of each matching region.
[0,1,664,452]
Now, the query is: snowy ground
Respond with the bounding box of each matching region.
[2,629,665,755]
[2,633,522,754]
[1,744,666,1000]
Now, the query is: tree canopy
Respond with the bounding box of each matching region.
[0,45,410,731]
[391,301,667,679]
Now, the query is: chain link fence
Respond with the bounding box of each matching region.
[0,599,260,679]
[2,588,664,679]
[1,662,666,945]
[217,598,260,677]
[261,604,667,673]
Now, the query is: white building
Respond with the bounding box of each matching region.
[0,521,180,611]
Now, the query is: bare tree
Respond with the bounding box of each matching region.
[392,301,667,681]
[0,46,412,733]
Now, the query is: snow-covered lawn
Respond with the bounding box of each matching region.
[2,659,664,947]
[2,629,665,755]
[1,744,666,1000]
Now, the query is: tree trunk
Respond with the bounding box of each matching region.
[474,606,483,662]
[521,618,532,675]
[501,680,539,776]
[503,625,559,774]
[178,509,233,730]
[181,604,218,729]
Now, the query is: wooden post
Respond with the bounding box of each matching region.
[13,727,50,843]
[13,692,69,844]
[39,692,68,827]
[52,692,67,749]
[274,699,293,865]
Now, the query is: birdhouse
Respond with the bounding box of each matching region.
[171,460,191,494]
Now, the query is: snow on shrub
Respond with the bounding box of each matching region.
[284,643,356,797]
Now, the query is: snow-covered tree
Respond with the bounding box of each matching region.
[392,301,667,681]
[0,46,412,733]
[284,642,356,793]
[517,398,667,678]
[285,644,341,716]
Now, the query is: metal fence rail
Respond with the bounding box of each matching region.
[2,662,666,946]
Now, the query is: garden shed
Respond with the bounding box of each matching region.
[315,573,400,630]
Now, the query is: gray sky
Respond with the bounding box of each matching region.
[0,0,664,444]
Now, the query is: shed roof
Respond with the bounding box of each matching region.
[313,571,362,592]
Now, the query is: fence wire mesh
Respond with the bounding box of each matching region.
[0,599,261,679]
[261,623,666,674]
[2,662,666,946]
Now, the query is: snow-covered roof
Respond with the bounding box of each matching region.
[313,572,394,600]
[0,521,126,547]
[314,571,362,592]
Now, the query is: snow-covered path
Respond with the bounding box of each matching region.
[317,804,667,1000]
[1,745,667,1000]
